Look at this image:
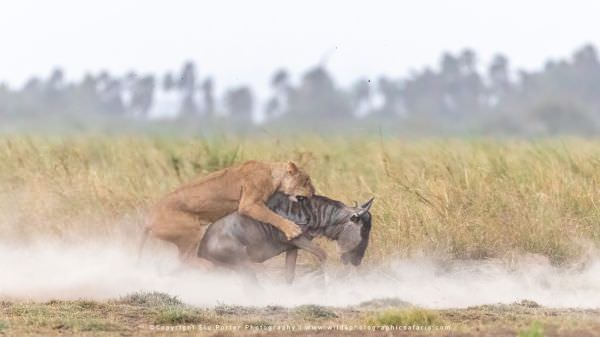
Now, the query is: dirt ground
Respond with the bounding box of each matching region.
[1,294,599,337]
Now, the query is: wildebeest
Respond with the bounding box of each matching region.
[198,192,374,283]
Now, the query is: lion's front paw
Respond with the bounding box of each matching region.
[284,222,303,240]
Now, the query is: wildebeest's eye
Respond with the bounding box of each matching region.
[350,214,360,222]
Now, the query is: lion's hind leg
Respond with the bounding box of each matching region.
[149,209,214,271]
[174,228,215,270]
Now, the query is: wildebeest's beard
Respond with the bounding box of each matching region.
[340,211,372,266]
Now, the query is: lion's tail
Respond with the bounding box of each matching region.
[137,226,151,264]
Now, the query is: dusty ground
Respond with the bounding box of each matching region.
[1,293,599,337]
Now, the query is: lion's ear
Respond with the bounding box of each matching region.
[287,161,299,175]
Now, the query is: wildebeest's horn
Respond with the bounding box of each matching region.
[360,197,375,212]
[356,197,374,216]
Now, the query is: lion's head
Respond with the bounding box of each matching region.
[280,161,315,201]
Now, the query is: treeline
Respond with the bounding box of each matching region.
[1,44,600,135]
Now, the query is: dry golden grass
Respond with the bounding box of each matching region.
[1,135,600,264]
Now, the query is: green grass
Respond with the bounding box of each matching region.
[366,308,440,326]
[518,321,545,337]
[153,307,207,325]
[0,320,8,332]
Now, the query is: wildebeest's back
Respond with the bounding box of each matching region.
[199,192,314,264]
[199,210,293,264]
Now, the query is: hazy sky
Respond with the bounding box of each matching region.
[2,0,599,94]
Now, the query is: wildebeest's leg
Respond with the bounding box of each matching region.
[285,249,298,284]
[291,236,327,263]
[236,261,260,285]
[201,240,260,285]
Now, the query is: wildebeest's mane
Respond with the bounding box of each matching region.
[265,192,353,239]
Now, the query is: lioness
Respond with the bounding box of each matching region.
[142,160,315,268]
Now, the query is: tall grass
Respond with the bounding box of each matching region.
[1,135,599,263]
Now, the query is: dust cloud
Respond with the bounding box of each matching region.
[1,240,599,309]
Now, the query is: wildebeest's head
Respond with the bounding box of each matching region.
[336,197,374,266]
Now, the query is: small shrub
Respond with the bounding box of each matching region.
[366,308,440,326]
[294,305,337,320]
[118,291,182,307]
[516,300,541,308]
[518,321,544,337]
[0,321,8,332]
[263,305,285,313]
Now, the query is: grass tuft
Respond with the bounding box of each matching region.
[516,300,542,308]
[52,319,122,332]
[118,291,183,307]
[518,321,545,337]
[214,304,255,316]
[77,319,122,332]
[366,308,440,326]
[294,305,338,320]
[0,321,8,332]
[154,307,206,325]
[243,320,273,328]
